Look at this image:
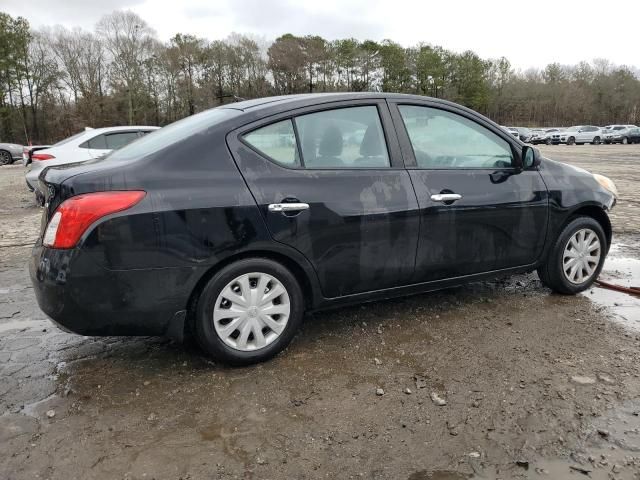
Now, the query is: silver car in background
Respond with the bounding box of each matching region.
[0,141,23,165]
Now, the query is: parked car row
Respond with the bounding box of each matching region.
[502,124,640,145]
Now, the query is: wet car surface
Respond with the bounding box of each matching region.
[1,144,640,479]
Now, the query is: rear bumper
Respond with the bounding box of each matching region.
[29,243,196,336]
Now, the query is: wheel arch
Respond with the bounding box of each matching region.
[569,204,613,252]
[184,248,320,336]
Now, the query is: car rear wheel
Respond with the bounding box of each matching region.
[545,138,552,145]
[592,137,601,145]
[194,258,304,365]
[0,150,12,166]
[537,216,606,295]
[567,137,575,145]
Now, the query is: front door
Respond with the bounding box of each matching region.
[389,102,549,282]
[229,101,420,298]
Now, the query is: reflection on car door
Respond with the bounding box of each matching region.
[229,100,421,298]
[389,101,549,282]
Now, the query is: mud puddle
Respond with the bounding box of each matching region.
[584,239,640,331]
[460,398,640,479]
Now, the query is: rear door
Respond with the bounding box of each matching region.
[578,126,594,143]
[389,101,548,282]
[228,100,420,298]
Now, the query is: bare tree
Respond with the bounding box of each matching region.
[96,11,155,125]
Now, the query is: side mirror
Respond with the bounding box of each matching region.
[522,145,541,169]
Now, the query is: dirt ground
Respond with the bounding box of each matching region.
[1,145,640,480]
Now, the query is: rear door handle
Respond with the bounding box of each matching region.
[430,193,462,203]
[268,203,310,213]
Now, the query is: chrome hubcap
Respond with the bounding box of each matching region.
[562,228,601,284]
[213,272,290,351]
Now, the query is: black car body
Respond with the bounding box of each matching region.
[626,127,640,143]
[30,93,617,364]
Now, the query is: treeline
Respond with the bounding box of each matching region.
[1,10,640,144]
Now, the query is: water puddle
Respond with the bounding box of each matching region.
[583,241,640,331]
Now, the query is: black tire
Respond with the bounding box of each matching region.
[592,136,601,145]
[567,137,575,145]
[537,216,607,295]
[545,138,552,145]
[194,258,304,365]
[622,137,629,145]
[0,150,12,166]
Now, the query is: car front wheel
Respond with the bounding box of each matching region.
[194,258,304,365]
[537,217,607,294]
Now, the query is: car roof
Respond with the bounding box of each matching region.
[218,92,464,113]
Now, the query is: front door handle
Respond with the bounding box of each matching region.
[268,203,310,213]
[430,193,462,203]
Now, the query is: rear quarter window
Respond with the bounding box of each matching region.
[107,108,239,162]
[243,120,298,167]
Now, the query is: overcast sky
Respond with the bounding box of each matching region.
[4,0,639,70]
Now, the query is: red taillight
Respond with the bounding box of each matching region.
[32,153,55,161]
[43,191,146,249]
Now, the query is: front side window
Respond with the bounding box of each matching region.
[398,105,513,169]
[243,119,298,167]
[295,106,390,168]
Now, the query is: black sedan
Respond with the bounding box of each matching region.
[30,93,618,365]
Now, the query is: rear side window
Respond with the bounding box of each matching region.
[243,120,298,166]
[295,106,389,168]
[398,105,513,169]
[86,134,107,149]
[105,132,140,149]
[108,108,238,163]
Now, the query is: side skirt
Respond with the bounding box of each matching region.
[309,263,538,313]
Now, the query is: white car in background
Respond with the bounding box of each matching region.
[554,125,603,145]
[26,126,159,201]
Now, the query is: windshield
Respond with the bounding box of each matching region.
[566,126,580,132]
[107,108,239,162]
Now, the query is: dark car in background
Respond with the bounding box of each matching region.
[624,127,640,144]
[30,93,618,365]
[603,125,639,144]
[510,127,533,143]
